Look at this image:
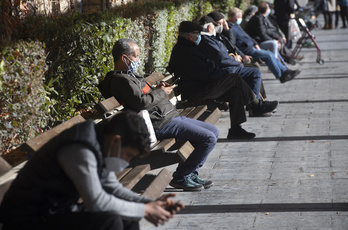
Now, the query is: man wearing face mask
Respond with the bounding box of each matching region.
[0,111,184,230]
[207,11,252,64]
[245,1,299,65]
[226,7,300,83]
[98,38,219,192]
[196,16,279,108]
[169,21,277,139]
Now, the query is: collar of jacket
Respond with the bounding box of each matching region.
[178,36,197,47]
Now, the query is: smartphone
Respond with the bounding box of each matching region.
[171,77,180,86]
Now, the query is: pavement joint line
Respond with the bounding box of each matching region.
[177,203,348,214]
[278,99,348,103]
[217,135,348,143]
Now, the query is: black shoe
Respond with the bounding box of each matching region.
[280,69,300,83]
[251,100,278,116]
[287,58,297,65]
[227,126,256,139]
[190,172,213,189]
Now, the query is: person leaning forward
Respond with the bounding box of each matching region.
[98,38,219,191]
[0,111,184,230]
[168,21,278,140]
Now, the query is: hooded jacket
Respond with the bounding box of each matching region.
[98,71,179,131]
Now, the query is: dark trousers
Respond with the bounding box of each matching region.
[340,6,348,27]
[277,19,292,49]
[187,74,255,127]
[35,212,138,230]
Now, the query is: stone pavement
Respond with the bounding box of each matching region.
[140,16,348,230]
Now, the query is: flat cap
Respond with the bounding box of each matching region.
[179,21,202,33]
[199,16,218,26]
[207,11,225,21]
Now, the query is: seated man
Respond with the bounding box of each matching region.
[197,15,271,101]
[98,38,218,191]
[168,21,278,139]
[0,111,183,230]
[245,1,300,65]
[223,8,301,83]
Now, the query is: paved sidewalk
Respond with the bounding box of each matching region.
[141,16,348,230]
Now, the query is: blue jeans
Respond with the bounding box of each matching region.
[233,67,262,100]
[157,116,219,177]
[259,40,278,58]
[247,47,287,79]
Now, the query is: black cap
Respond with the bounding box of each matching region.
[199,16,218,26]
[207,11,225,21]
[178,21,203,33]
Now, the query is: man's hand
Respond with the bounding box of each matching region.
[242,55,252,64]
[255,44,261,50]
[222,19,229,31]
[144,193,184,226]
[156,82,175,96]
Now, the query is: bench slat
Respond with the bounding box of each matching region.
[185,105,208,120]
[115,168,133,180]
[141,168,172,199]
[23,115,86,153]
[203,107,222,125]
[150,138,175,154]
[176,141,195,162]
[145,72,166,85]
[0,157,12,177]
[119,164,151,189]
[97,96,121,113]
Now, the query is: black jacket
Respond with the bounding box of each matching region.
[245,12,282,43]
[0,121,107,229]
[168,37,229,101]
[98,71,179,131]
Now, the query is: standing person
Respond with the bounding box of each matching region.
[98,38,218,191]
[226,7,300,83]
[168,21,278,139]
[274,0,297,48]
[323,0,337,29]
[339,0,348,28]
[0,111,184,230]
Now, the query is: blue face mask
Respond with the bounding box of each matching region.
[265,9,271,17]
[125,56,141,73]
[236,18,243,25]
[195,34,201,45]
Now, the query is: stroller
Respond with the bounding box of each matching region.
[291,7,325,65]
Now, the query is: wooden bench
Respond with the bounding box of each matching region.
[96,72,222,170]
[0,113,171,225]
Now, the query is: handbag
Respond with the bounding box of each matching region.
[288,18,301,41]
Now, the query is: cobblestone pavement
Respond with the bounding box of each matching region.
[141,16,348,230]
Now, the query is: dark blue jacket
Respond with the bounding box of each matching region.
[168,37,229,100]
[198,34,243,74]
[231,23,258,54]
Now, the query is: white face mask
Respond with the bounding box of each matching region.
[215,25,223,34]
[236,18,243,25]
[104,140,129,172]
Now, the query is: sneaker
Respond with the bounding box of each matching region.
[227,126,256,139]
[169,173,203,191]
[251,100,278,116]
[190,172,213,189]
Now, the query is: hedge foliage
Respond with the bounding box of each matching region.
[1,0,247,153]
